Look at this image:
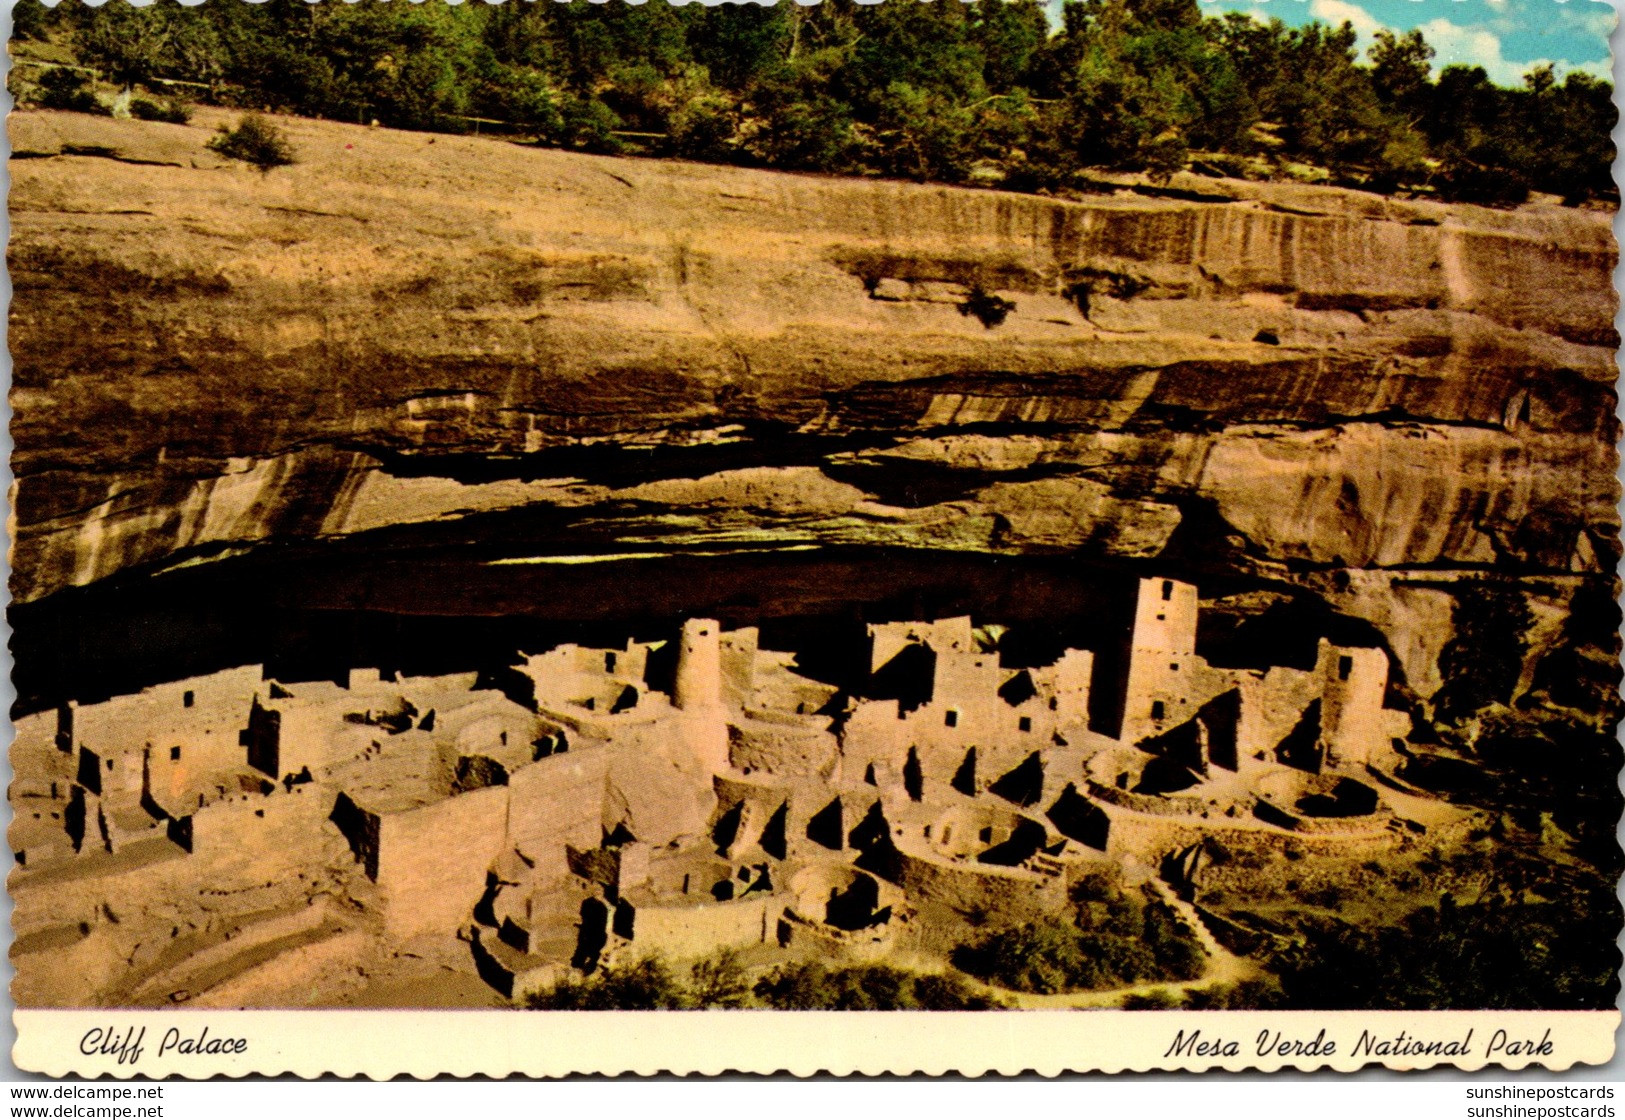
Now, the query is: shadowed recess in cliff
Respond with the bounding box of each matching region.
[7,542,1375,722]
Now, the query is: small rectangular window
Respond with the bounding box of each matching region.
[605,652,617,673]
[1018,716,1032,733]
[106,758,114,770]
[1151,700,1165,721]
[170,746,181,761]
[1170,662,1180,671]
[1161,580,1173,601]
[182,691,194,708]
[944,710,958,728]
[1338,655,1353,681]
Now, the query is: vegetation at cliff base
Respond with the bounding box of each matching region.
[526,954,696,1010]
[953,890,1206,994]
[11,0,1615,207]
[753,960,1004,1009]
[1431,584,1536,726]
[1269,888,1623,1010]
[523,950,1004,1009]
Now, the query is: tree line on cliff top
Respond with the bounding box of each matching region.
[13,0,1616,206]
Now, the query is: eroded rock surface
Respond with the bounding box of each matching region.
[9,108,1619,696]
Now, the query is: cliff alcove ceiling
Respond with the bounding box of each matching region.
[8,107,1619,713]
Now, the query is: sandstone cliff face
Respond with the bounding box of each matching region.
[9,108,1619,695]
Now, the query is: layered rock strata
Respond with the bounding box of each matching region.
[9,108,1618,697]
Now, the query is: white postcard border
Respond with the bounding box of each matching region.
[13,1009,1618,1078]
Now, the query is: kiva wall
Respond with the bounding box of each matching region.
[889,845,1067,920]
[728,716,839,780]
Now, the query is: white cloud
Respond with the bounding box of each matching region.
[1307,0,1387,40]
[1303,0,1611,87]
[1418,16,1612,85]
[1551,1,1618,42]
[1415,17,1526,84]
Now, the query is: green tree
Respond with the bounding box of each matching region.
[1269,22,1390,172]
[1427,64,1531,205]
[688,949,752,1008]
[967,0,1049,92]
[1368,28,1434,120]
[874,81,977,182]
[34,67,105,115]
[957,916,1095,993]
[12,0,65,43]
[681,4,793,93]
[208,113,296,170]
[25,0,1613,205]
[1522,68,1618,203]
[73,0,225,91]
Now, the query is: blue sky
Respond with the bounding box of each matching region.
[1196,0,1617,84]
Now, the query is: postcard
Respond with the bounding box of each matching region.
[7,0,1619,1077]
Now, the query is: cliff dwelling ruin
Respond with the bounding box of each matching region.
[6,75,1617,1016]
[10,576,1472,1008]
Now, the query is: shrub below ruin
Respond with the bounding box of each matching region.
[523,952,1001,1010]
[1180,976,1285,1010]
[953,898,1207,995]
[753,961,1003,1010]
[1267,890,1622,1010]
[525,956,688,1010]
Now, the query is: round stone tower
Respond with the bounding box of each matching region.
[674,618,724,712]
[674,618,729,773]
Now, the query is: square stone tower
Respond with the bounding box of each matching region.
[1121,577,1200,743]
[1315,640,1390,769]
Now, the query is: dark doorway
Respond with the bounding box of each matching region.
[1046,783,1110,850]
[760,802,788,860]
[806,797,845,850]
[1200,689,1241,772]
[573,897,610,970]
[990,752,1044,808]
[951,747,978,796]
[76,749,102,797]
